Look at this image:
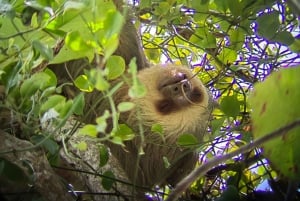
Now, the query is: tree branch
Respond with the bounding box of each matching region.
[166,119,300,201]
[0,130,74,201]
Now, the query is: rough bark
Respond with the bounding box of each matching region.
[0,130,73,201]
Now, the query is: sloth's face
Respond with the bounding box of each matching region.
[156,68,204,115]
[130,64,211,140]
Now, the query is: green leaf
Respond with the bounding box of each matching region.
[220,95,240,118]
[273,31,295,46]
[76,141,88,151]
[256,11,280,39]
[151,123,164,135]
[113,124,135,141]
[95,110,110,133]
[32,40,53,60]
[99,145,109,167]
[72,93,84,115]
[74,75,94,92]
[101,170,115,190]
[63,1,86,11]
[289,38,300,53]
[117,102,135,112]
[44,68,57,87]
[51,43,95,64]
[1,62,21,93]
[110,136,125,146]
[103,34,120,62]
[57,99,72,118]
[102,10,124,60]
[40,95,66,115]
[105,55,125,80]
[31,135,59,155]
[128,58,147,98]
[249,66,300,179]
[79,124,98,138]
[151,123,165,142]
[163,156,171,168]
[20,72,51,99]
[65,31,91,52]
[145,48,161,62]
[90,69,110,91]
[218,48,238,64]
[177,134,199,147]
[128,80,147,98]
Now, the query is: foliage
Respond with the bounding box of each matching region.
[0,0,299,200]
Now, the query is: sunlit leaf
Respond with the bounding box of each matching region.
[151,123,164,135]
[79,124,98,138]
[76,141,87,151]
[218,48,238,64]
[117,102,135,112]
[95,110,110,133]
[65,31,90,51]
[74,75,94,92]
[128,58,147,98]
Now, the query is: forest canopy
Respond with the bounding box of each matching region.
[0,0,299,201]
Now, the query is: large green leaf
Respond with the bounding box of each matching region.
[101,170,115,190]
[105,55,125,80]
[249,66,300,179]
[256,11,280,39]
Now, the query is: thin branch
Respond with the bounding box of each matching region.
[166,119,300,201]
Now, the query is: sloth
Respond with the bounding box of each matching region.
[83,64,213,197]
